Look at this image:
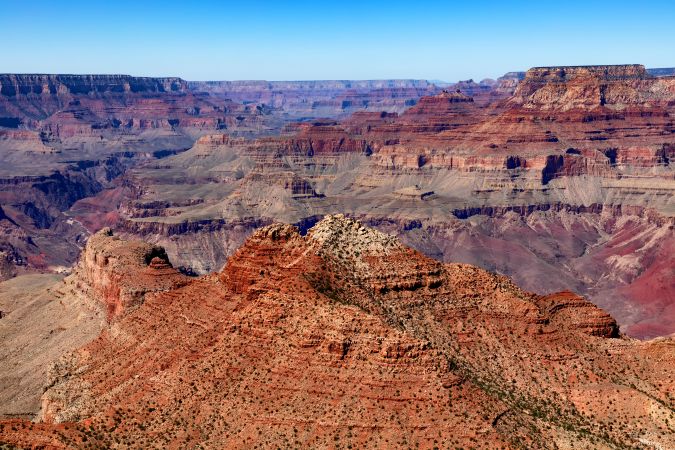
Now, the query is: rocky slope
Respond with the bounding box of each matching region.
[0,273,105,421]
[0,215,673,449]
[0,227,190,422]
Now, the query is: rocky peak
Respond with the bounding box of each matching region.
[308,214,401,258]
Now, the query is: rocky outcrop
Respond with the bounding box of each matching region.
[62,228,189,319]
[3,216,673,449]
[536,290,619,337]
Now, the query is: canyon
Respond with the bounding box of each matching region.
[0,74,441,281]
[110,64,673,338]
[0,64,674,448]
[0,66,673,341]
[0,216,673,448]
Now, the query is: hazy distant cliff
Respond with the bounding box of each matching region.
[0,74,187,97]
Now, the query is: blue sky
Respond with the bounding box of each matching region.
[1,0,674,81]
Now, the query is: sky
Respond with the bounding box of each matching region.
[1,0,674,82]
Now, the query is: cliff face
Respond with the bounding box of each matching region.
[63,228,189,319]
[2,216,672,449]
[0,74,187,97]
[0,73,274,135]
[510,64,675,111]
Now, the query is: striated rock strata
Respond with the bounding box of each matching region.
[63,227,189,319]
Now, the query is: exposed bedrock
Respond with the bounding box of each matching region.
[0,228,187,421]
[62,227,189,319]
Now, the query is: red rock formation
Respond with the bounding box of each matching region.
[63,227,189,319]
[535,290,618,337]
[1,215,672,448]
[510,64,675,111]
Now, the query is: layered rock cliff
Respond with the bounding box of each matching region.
[62,227,189,319]
[0,74,186,97]
[510,64,675,111]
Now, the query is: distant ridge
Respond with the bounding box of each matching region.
[647,67,675,77]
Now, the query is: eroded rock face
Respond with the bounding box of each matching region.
[63,227,189,319]
[536,290,619,338]
[510,64,675,111]
[3,216,672,449]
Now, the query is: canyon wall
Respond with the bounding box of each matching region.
[1,66,673,339]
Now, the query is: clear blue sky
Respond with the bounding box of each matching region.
[1,0,674,81]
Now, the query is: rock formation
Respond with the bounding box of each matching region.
[0,229,192,422]
[509,64,675,111]
[62,227,189,319]
[0,216,672,449]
